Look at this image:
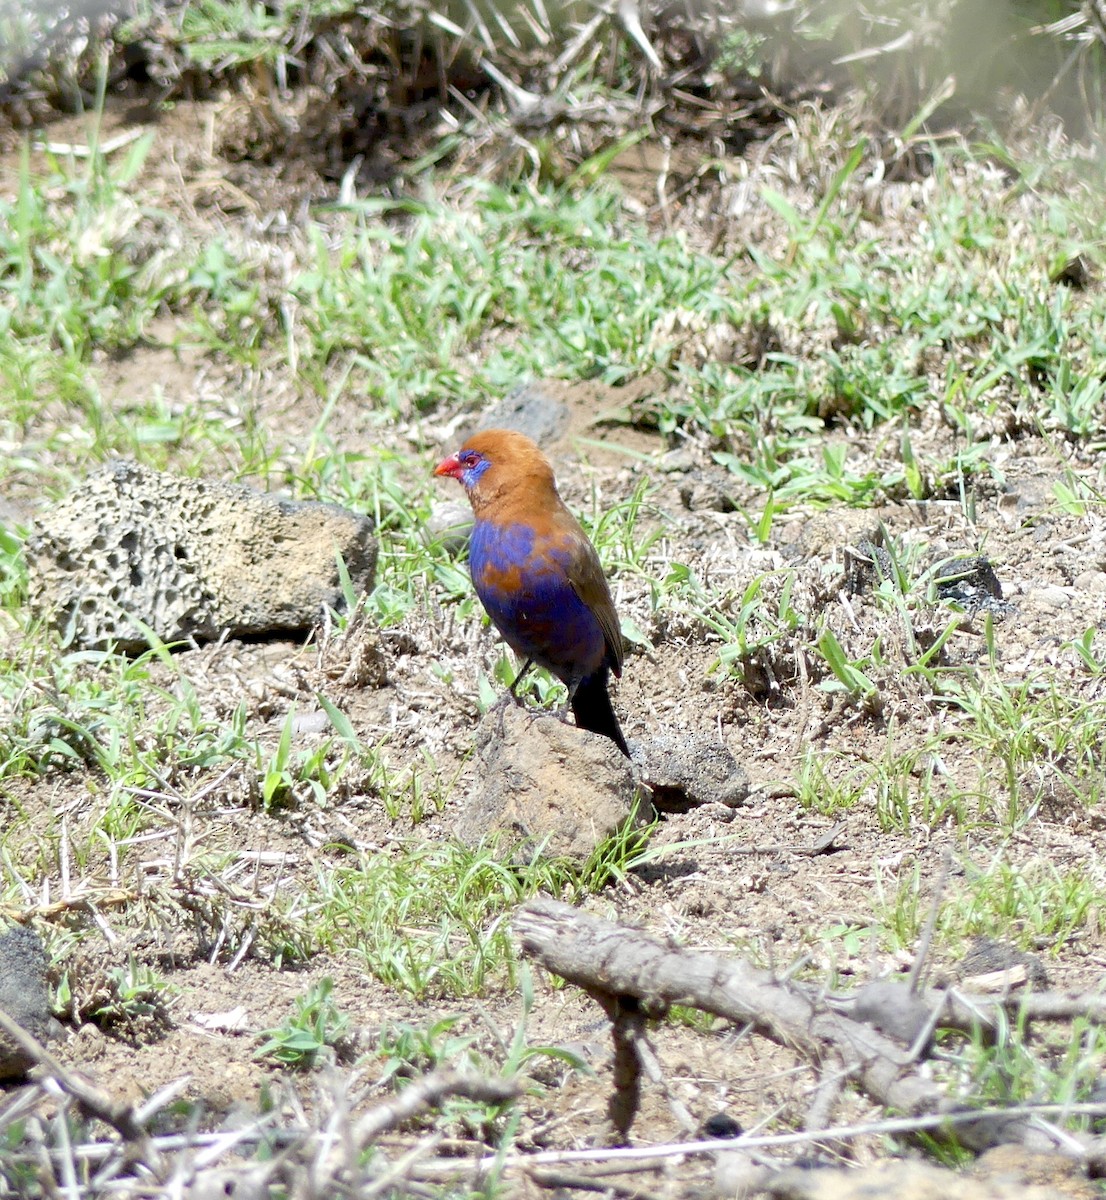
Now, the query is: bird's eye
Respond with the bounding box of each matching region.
[460,450,482,467]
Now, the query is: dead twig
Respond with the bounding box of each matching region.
[527,1165,664,1197]
[589,991,647,1144]
[511,899,1079,1154]
[411,1102,1106,1179]
[728,821,848,857]
[0,1005,155,1159]
[907,847,951,996]
[352,1070,518,1145]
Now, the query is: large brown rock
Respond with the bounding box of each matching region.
[453,704,651,862]
[26,461,377,651]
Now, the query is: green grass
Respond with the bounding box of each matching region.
[795,672,1106,834]
[6,120,1106,505]
[308,824,655,999]
[255,976,350,1068]
[2,115,1102,903]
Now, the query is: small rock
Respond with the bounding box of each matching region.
[849,979,935,1049]
[844,538,894,593]
[426,500,473,555]
[678,472,739,513]
[714,1150,768,1199]
[26,461,377,651]
[936,555,1003,599]
[452,704,651,861]
[958,937,1048,991]
[1073,570,1106,594]
[188,1166,273,1200]
[702,1112,743,1138]
[1026,585,1074,611]
[635,733,750,813]
[476,381,571,447]
[0,924,59,1079]
[1051,253,1092,289]
[657,448,695,474]
[935,555,1015,620]
[973,1144,1098,1199]
[291,709,330,736]
[766,1157,1089,1199]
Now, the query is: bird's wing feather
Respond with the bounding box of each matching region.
[563,530,623,677]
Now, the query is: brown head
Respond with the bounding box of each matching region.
[434,428,559,519]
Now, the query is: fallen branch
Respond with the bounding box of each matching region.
[409,1101,1106,1180]
[511,898,1082,1154]
[11,1101,1106,1178]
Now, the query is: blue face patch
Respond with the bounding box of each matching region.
[459,451,492,491]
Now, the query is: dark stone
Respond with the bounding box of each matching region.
[0,924,59,1079]
[478,381,571,447]
[635,733,750,813]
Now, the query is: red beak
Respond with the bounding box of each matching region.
[434,452,462,479]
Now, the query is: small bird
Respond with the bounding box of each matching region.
[435,429,630,757]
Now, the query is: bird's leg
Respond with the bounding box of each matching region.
[489,658,532,719]
[491,658,535,740]
[555,678,580,723]
[507,659,534,702]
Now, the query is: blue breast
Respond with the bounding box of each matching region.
[469,520,606,683]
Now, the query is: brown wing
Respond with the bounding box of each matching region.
[564,524,624,677]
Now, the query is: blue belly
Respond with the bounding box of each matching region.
[470,521,606,683]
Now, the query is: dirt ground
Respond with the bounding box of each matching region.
[4,86,1106,1196]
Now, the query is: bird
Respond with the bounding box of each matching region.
[434,429,630,758]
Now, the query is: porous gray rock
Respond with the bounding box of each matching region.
[0,924,59,1079]
[635,733,750,813]
[453,704,651,862]
[26,461,377,651]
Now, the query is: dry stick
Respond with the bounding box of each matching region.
[588,991,646,1143]
[0,1004,166,1189]
[527,1165,664,1198]
[0,1007,147,1145]
[907,847,952,996]
[352,1071,518,1145]
[409,1102,1106,1180]
[360,1132,446,1200]
[904,985,1106,1041]
[0,889,137,923]
[11,1103,1105,1193]
[801,1071,845,1139]
[728,822,848,858]
[1015,993,1106,1021]
[626,1027,698,1137]
[512,899,1055,1153]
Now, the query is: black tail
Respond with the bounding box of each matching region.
[571,671,630,758]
